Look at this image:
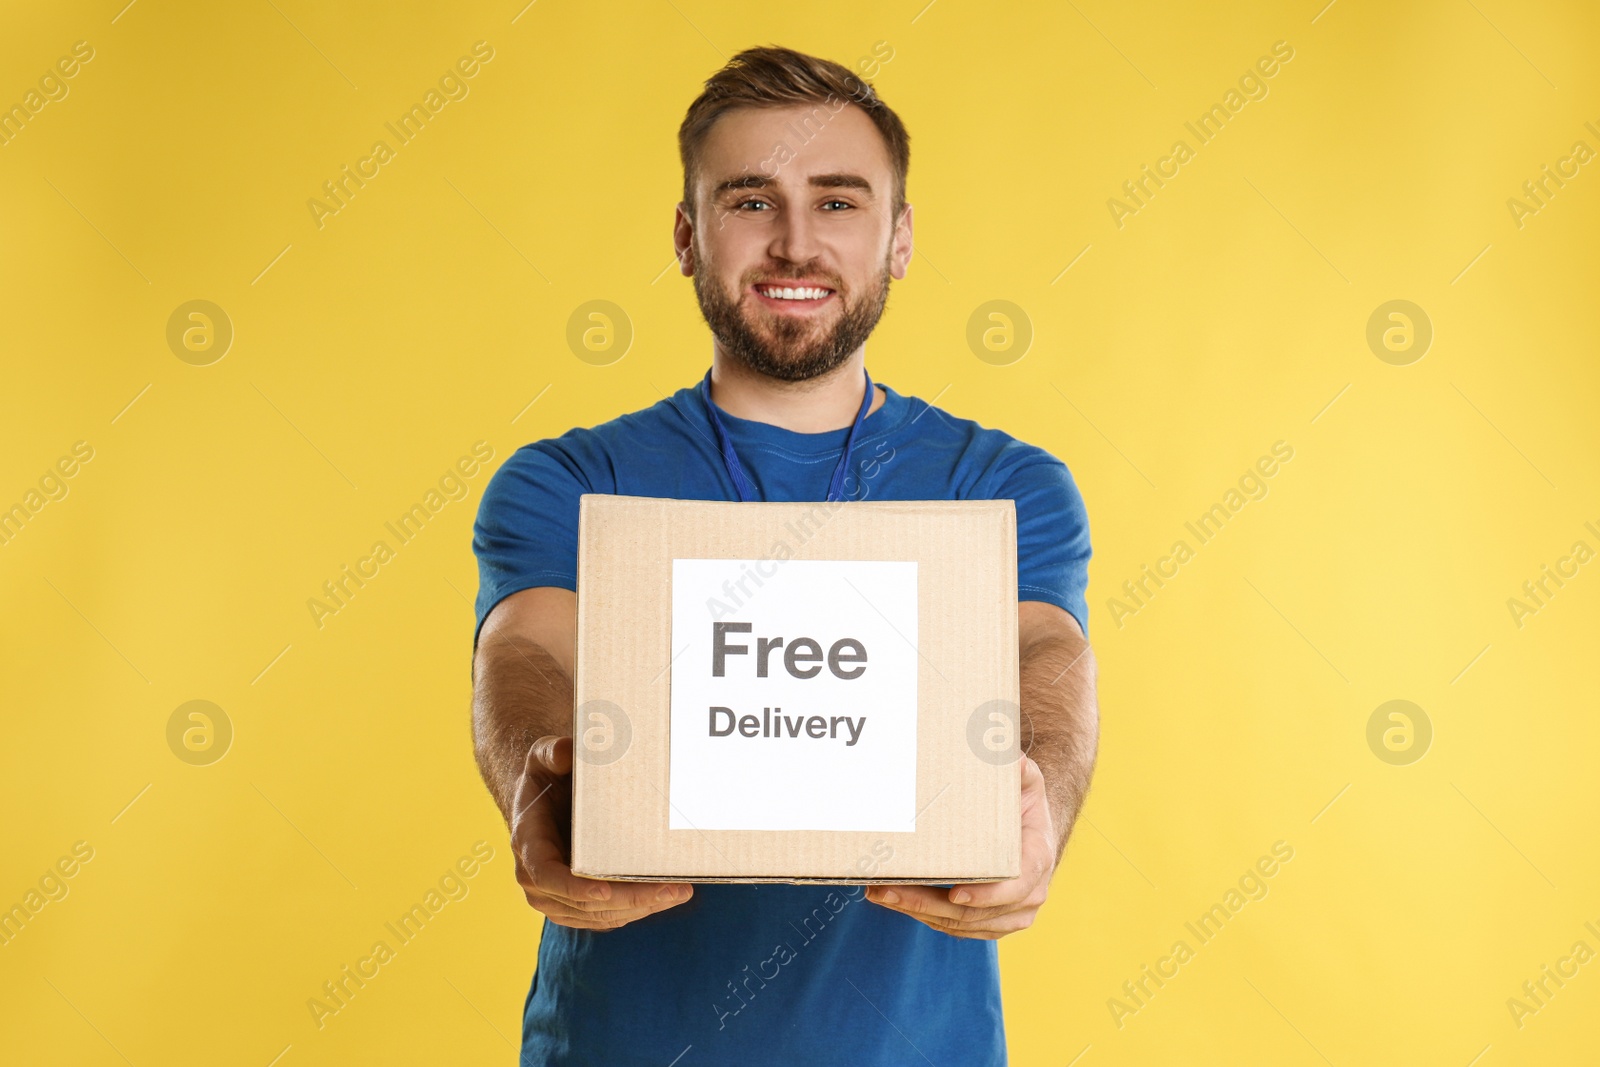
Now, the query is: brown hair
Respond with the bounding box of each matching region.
[678,44,909,227]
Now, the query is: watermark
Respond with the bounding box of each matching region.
[307,441,494,629]
[701,438,897,622]
[306,841,496,1029]
[1,40,95,148]
[167,700,233,766]
[1506,122,1598,230]
[166,299,233,365]
[967,699,1025,764]
[566,300,633,365]
[574,699,632,765]
[1365,299,1432,365]
[1106,441,1294,628]
[1365,700,1431,766]
[1108,840,1294,1028]
[308,42,495,230]
[1506,521,1597,629]
[710,839,895,1031]
[966,300,1032,366]
[0,841,95,947]
[1107,41,1295,229]
[1,440,95,548]
[1505,920,1600,1030]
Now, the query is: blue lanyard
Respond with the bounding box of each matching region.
[699,365,875,503]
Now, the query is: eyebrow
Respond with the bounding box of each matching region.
[711,172,876,198]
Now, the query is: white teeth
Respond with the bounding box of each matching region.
[759,286,830,300]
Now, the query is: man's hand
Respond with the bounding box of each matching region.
[511,734,694,931]
[864,754,1058,939]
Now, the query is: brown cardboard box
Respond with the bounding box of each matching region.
[569,494,1021,884]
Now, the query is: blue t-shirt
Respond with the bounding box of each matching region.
[471,374,1091,1067]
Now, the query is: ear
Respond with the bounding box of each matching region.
[674,202,696,276]
[889,202,914,280]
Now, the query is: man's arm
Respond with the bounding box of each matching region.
[473,586,694,930]
[1017,599,1099,866]
[472,587,575,823]
[864,600,1099,938]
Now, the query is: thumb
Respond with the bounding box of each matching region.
[528,734,573,777]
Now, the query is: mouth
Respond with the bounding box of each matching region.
[749,281,837,313]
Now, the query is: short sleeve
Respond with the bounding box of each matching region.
[1003,453,1092,637]
[470,441,593,649]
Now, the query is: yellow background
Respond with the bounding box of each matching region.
[3,0,1597,1063]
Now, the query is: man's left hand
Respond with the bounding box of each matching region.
[864,754,1058,940]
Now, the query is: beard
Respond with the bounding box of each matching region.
[693,246,892,383]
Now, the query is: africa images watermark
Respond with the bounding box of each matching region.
[1504,917,1600,1031]
[710,839,896,1031]
[1107,40,1296,229]
[1505,119,1600,231]
[1,840,96,948]
[1504,517,1599,629]
[1105,441,1295,629]
[702,437,897,621]
[306,841,496,1030]
[306,441,494,629]
[307,41,496,230]
[1,440,95,548]
[1,39,95,148]
[1108,839,1295,1029]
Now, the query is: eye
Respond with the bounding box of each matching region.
[736,198,772,212]
[822,199,853,211]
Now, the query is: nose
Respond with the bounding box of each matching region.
[767,202,820,266]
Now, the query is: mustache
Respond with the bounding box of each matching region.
[748,275,841,289]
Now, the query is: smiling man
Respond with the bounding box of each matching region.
[471,45,1098,1066]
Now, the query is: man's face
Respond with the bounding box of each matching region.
[676,102,913,382]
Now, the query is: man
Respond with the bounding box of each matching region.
[471,44,1098,1065]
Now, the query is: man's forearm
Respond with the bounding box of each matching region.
[1019,630,1099,865]
[471,632,574,825]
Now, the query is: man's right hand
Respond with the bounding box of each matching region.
[510,734,694,931]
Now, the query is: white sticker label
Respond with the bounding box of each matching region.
[668,558,918,832]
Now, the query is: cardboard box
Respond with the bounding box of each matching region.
[570,494,1021,884]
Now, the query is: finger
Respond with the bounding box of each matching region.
[512,741,570,824]
[553,891,697,928]
[949,874,1038,911]
[514,846,605,905]
[951,844,1055,910]
[514,854,695,921]
[522,892,678,926]
[953,757,1058,912]
[538,905,640,932]
[529,734,572,777]
[865,884,1019,923]
[515,852,693,913]
[1017,756,1059,850]
[508,766,605,909]
[507,797,606,906]
[906,915,1006,940]
[544,910,663,932]
[522,882,696,928]
[1019,754,1047,796]
[509,778,695,912]
[516,846,674,908]
[953,879,1037,910]
[880,903,1038,939]
[889,909,1007,940]
[510,760,565,830]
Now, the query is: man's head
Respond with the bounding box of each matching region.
[675,46,913,383]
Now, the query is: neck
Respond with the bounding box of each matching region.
[707,351,885,433]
